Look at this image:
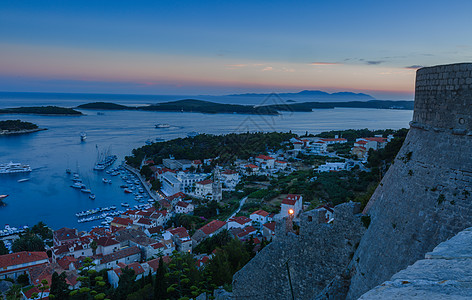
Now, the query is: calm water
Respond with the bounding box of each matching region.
[0,101,413,230]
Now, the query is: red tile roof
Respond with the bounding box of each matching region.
[136,218,153,225]
[251,209,269,217]
[192,160,202,164]
[222,169,238,175]
[282,199,296,205]
[196,179,213,185]
[320,138,347,142]
[96,237,120,247]
[263,222,276,231]
[229,216,252,225]
[111,217,133,226]
[100,246,140,264]
[244,164,258,169]
[54,227,78,242]
[166,192,186,202]
[57,256,77,270]
[237,226,256,238]
[0,251,48,269]
[275,160,287,164]
[199,220,226,235]
[176,201,189,208]
[363,137,387,143]
[168,227,190,238]
[127,262,145,275]
[256,155,275,160]
[146,226,163,234]
[146,256,171,272]
[158,199,172,208]
[355,140,368,144]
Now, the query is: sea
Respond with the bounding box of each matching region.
[0,92,414,231]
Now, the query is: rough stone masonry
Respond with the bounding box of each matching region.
[347,63,472,299]
[232,202,365,300]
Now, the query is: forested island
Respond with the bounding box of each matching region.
[77,99,414,115]
[78,100,279,115]
[0,106,82,115]
[0,120,46,135]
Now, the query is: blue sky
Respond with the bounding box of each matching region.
[1,0,472,99]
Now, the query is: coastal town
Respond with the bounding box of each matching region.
[0,129,404,299]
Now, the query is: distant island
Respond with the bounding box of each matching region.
[0,106,82,115]
[78,100,280,115]
[265,100,414,111]
[0,120,46,135]
[227,90,376,101]
[77,99,414,115]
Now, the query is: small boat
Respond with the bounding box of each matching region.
[80,132,87,141]
[66,169,72,174]
[121,202,129,207]
[0,195,8,201]
[71,182,85,189]
[102,178,112,184]
[80,188,92,193]
[89,194,96,200]
[155,123,170,128]
[17,178,29,183]
[120,184,128,188]
[124,189,132,194]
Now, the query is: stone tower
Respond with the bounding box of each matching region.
[347,63,472,299]
[212,167,222,202]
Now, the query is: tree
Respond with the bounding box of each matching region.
[90,240,98,256]
[0,240,8,255]
[50,272,70,299]
[11,233,44,252]
[70,257,109,300]
[154,257,168,299]
[16,274,29,286]
[31,222,52,240]
[113,267,136,300]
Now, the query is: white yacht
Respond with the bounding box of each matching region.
[0,162,32,174]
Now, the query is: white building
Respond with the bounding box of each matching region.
[221,170,240,189]
[255,155,275,169]
[280,194,303,218]
[250,209,270,226]
[175,201,194,214]
[318,162,347,172]
[227,216,252,229]
[311,141,328,154]
[195,179,213,198]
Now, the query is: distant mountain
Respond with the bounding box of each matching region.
[227,90,376,101]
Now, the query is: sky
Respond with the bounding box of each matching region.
[1,0,472,100]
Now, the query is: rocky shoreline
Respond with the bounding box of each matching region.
[0,128,47,135]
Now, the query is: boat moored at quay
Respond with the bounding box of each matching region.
[93,155,117,170]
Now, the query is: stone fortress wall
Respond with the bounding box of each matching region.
[232,63,472,300]
[232,202,366,300]
[347,63,472,299]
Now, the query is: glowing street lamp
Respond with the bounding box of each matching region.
[288,208,294,216]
